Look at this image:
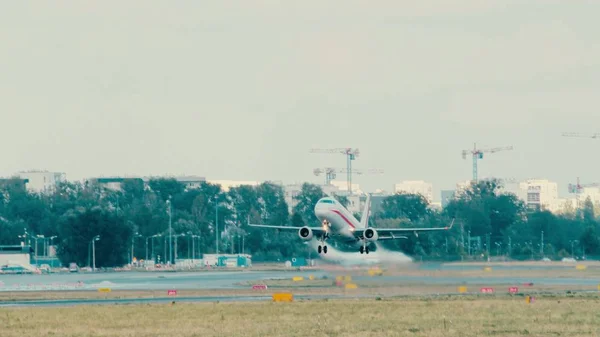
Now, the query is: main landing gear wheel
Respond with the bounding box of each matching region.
[360,246,370,254]
[318,245,328,254]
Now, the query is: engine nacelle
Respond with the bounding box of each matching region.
[363,228,379,241]
[298,226,313,240]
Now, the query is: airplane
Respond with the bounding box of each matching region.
[248,194,454,254]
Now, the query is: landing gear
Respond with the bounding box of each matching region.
[318,233,328,254]
[360,244,370,254]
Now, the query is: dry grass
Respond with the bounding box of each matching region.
[2,296,600,336]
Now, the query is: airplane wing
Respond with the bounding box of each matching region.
[354,219,455,240]
[247,223,327,235]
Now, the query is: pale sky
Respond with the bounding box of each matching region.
[1,1,599,199]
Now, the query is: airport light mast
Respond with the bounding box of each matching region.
[309,148,359,194]
[461,143,513,182]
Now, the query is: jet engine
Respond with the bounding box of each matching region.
[363,228,379,241]
[298,226,313,240]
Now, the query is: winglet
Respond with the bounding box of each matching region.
[444,218,455,230]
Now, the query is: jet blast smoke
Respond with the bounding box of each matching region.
[307,239,413,267]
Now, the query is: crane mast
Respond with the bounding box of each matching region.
[461,143,513,182]
[309,148,360,194]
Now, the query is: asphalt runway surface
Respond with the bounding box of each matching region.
[0,263,597,307]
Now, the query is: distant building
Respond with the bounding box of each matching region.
[367,192,392,217]
[207,179,260,192]
[329,180,362,194]
[88,177,144,192]
[394,180,433,203]
[555,198,577,214]
[0,178,29,190]
[577,187,600,207]
[441,190,455,208]
[86,175,207,193]
[17,171,65,194]
[519,179,559,212]
[429,201,442,211]
[283,183,305,213]
[171,176,206,190]
[0,245,33,266]
[455,180,473,196]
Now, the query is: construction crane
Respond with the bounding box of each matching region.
[562,132,600,139]
[313,167,384,185]
[461,143,513,182]
[309,148,359,193]
[568,177,600,209]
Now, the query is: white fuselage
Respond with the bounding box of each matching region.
[314,198,365,247]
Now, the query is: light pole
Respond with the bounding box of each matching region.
[167,196,172,264]
[31,234,44,266]
[196,234,202,259]
[187,232,199,263]
[192,235,197,262]
[540,230,544,257]
[92,235,100,272]
[215,195,219,255]
[187,231,193,260]
[47,235,57,257]
[148,234,162,262]
[467,230,471,256]
[173,233,186,262]
[570,240,578,257]
[131,232,141,264]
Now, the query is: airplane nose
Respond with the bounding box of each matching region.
[314,204,326,218]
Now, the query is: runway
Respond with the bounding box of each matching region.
[0,270,329,291]
[1,265,597,292]
[1,262,597,307]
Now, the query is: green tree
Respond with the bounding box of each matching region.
[583,196,595,225]
[580,226,600,255]
[378,192,430,222]
[292,183,325,225]
[57,206,132,267]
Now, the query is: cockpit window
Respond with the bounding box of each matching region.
[319,199,335,204]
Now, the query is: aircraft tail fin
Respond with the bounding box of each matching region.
[360,194,371,228]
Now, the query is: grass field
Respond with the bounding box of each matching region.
[2,295,600,336]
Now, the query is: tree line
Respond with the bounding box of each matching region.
[0,177,599,267]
